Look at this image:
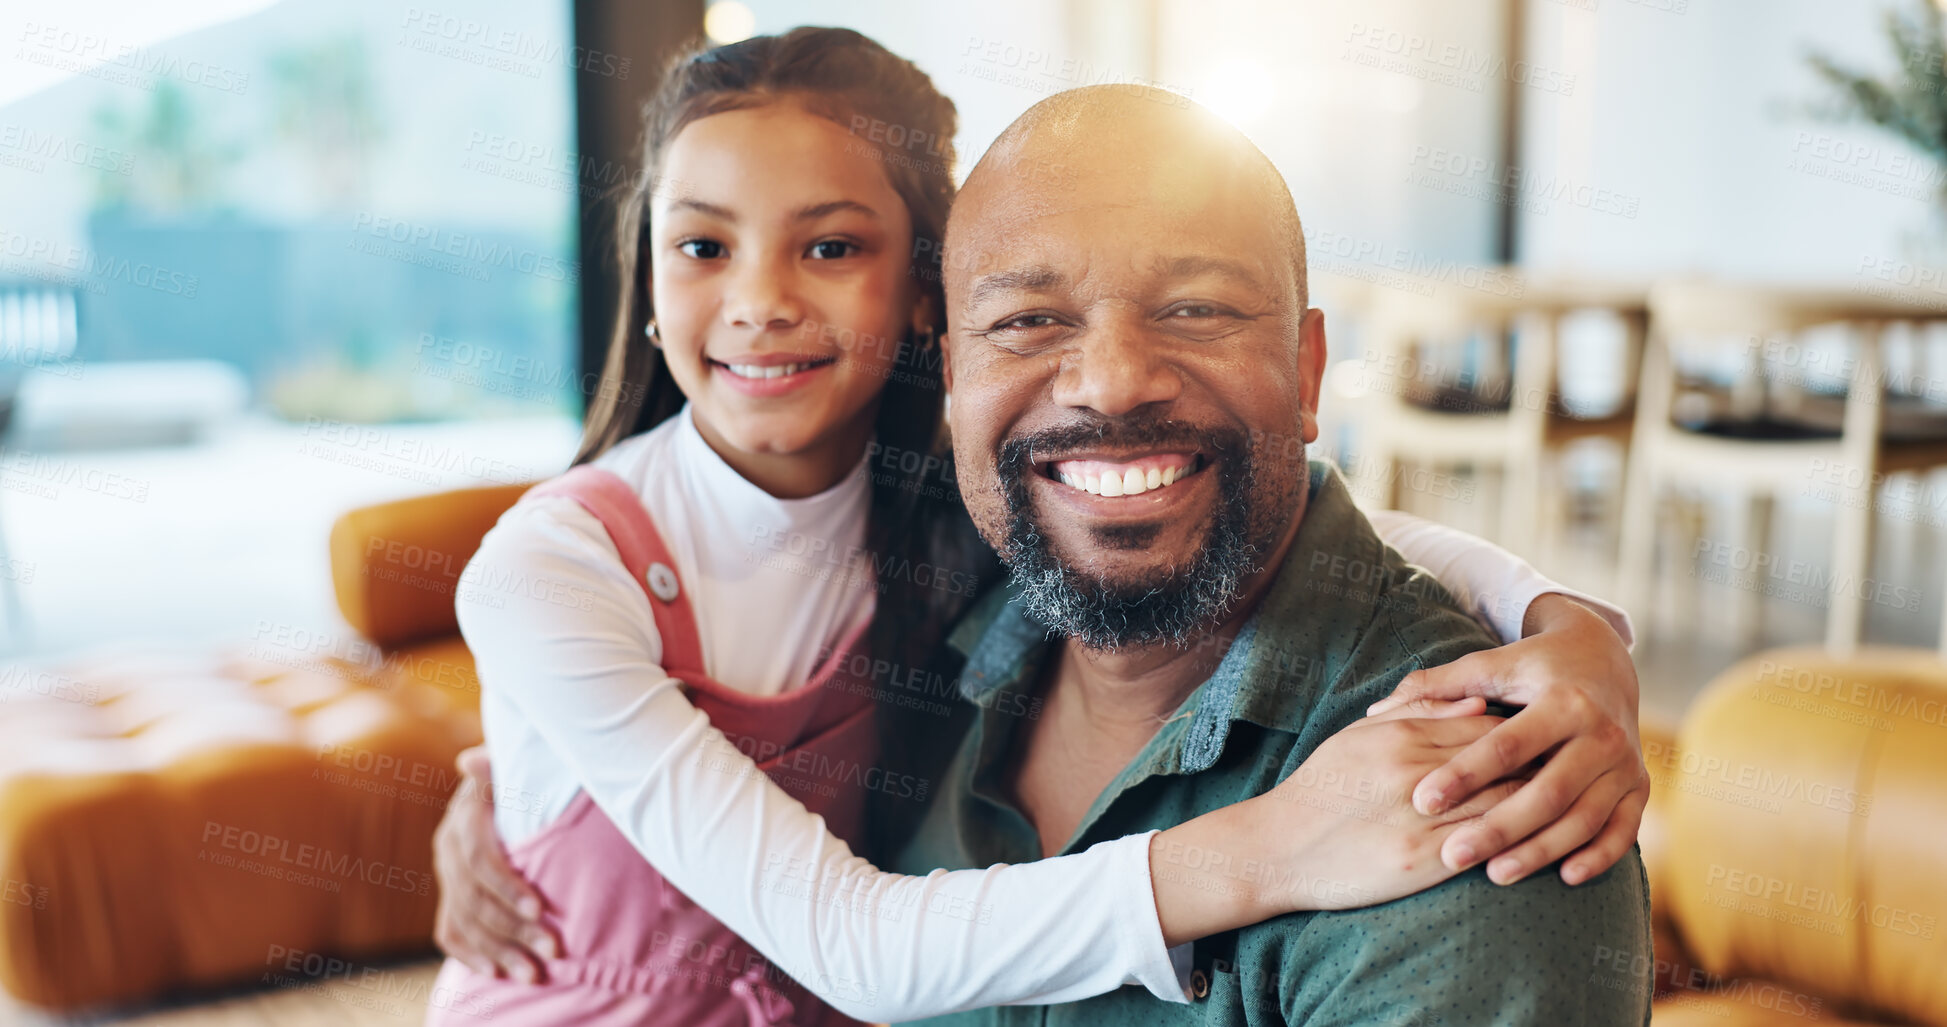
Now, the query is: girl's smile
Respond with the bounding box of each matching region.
[708,351,838,396]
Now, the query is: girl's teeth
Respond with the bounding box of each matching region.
[727,362,810,379]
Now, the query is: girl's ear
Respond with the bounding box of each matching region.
[939,331,954,395]
[910,294,954,393]
[910,290,952,392]
[640,237,660,348]
[909,290,938,339]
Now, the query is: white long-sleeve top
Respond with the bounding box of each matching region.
[458,405,1633,1021]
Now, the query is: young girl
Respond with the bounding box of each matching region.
[429,27,1641,1026]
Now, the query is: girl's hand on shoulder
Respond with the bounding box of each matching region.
[1368,593,1648,887]
[1252,699,1526,911]
[1151,699,1523,942]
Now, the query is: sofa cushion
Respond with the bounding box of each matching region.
[376,635,484,722]
[0,647,476,1010]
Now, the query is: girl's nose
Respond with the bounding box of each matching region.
[721,259,805,331]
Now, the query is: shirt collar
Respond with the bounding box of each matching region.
[950,460,1391,774]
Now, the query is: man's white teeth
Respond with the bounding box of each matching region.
[1053,460,1192,497]
[726,362,815,379]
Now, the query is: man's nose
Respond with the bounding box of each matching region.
[1050,322,1182,417]
[721,254,804,331]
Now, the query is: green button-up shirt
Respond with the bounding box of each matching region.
[880,462,1652,1026]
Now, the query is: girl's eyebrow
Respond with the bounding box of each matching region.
[666,199,877,223]
[673,197,737,221]
[794,200,878,222]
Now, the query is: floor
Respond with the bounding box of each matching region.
[0,960,444,1027]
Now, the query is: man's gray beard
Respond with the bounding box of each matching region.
[994,427,1264,652]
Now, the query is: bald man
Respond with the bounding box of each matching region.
[872,86,1652,1025]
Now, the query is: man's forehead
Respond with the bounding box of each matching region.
[955,250,1284,315]
[949,197,1285,291]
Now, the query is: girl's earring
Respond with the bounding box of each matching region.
[644,319,662,348]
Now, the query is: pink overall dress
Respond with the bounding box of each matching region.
[428,466,878,1027]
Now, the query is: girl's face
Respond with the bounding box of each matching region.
[648,100,922,489]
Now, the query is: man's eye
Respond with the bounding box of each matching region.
[808,239,858,260]
[678,239,724,259]
[1169,303,1223,319]
[996,314,1060,331]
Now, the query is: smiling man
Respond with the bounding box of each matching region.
[882,86,1653,1025]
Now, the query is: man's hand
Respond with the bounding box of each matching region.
[1368,593,1648,887]
[432,747,560,981]
[1151,699,1524,943]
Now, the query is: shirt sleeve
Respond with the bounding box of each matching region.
[1278,856,1654,1025]
[456,500,1189,1020]
[1367,509,1634,648]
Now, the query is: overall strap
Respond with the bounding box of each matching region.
[526,466,705,676]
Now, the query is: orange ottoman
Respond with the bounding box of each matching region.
[0,646,479,1011]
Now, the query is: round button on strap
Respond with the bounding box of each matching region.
[646,561,681,603]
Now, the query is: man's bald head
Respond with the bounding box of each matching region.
[948,85,1307,309]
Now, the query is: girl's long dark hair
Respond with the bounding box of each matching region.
[573,27,989,675]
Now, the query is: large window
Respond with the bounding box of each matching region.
[0,0,584,657]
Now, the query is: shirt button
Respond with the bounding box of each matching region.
[1190,969,1210,1000]
[646,562,681,602]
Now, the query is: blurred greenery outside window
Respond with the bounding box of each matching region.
[1,1,581,434]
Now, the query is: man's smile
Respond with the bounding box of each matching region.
[1025,448,1220,525]
[1041,452,1206,497]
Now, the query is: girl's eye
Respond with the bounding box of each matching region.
[678,239,724,259]
[808,239,858,260]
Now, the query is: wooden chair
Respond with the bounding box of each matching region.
[1617,279,1947,655]
[1337,273,1646,559]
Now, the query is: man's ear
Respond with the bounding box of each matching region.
[1297,307,1328,444]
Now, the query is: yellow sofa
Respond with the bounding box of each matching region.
[1639,647,1947,1025]
[0,482,529,1011]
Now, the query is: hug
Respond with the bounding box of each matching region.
[427,26,1651,1027]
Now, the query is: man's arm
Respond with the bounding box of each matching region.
[1260,538,1650,1025]
[1278,854,1654,1026]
